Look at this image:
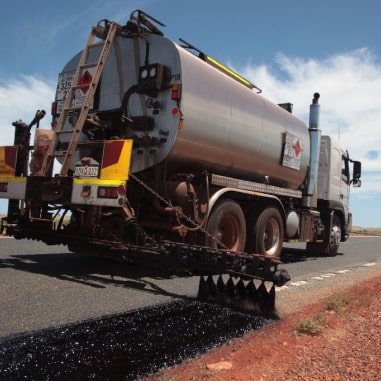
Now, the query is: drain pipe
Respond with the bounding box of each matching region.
[305,93,321,208]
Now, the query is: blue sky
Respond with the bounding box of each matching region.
[1,0,381,227]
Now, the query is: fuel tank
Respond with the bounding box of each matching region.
[56,32,310,190]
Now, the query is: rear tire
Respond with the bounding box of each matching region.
[247,207,284,258]
[206,199,246,252]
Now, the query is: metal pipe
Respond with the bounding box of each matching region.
[306,93,321,207]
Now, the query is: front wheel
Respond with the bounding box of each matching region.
[307,214,341,256]
[206,199,246,252]
[247,207,284,258]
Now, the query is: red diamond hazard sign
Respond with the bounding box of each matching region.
[79,70,93,94]
[293,139,302,158]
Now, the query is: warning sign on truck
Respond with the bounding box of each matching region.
[282,132,303,170]
[56,68,95,114]
[0,146,18,176]
[74,68,96,108]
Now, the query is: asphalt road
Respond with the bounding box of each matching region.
[1,236,380,338]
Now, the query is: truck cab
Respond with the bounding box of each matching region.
[317,136,360,240]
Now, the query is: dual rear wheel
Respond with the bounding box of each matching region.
[206,199,284,258]
[247,207,284,258]
[206,199,246,252]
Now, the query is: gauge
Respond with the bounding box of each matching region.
[149,66,157,78]
[141,68,148,79]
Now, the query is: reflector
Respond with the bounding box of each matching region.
[98,186,118,199]
[51,101,58,116]
[171,84,181,100]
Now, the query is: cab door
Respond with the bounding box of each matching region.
[339,153,350,223]
[330,145,350,218]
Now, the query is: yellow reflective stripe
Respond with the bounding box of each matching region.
[73,179,125,185]
[206,56,254,88]
[0,177,26,183]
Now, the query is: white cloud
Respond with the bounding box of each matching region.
[0,76,55,146]
[353,172,381,197]
[246,48,380,227]
[240,48,381,197]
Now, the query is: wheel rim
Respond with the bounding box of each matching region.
[330,224,341,248]
[207,199,246,252]
[263,217,280,256]
[216,214,241,251]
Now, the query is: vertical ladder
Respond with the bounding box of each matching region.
[38,20,120,177]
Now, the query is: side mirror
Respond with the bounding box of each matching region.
[351,161,362,187]
[352,179,361,188]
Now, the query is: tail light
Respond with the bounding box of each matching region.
[51,101,58,116]
[117,184,126,195]
[97,184,126,199]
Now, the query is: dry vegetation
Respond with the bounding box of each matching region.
[351,226,381,236]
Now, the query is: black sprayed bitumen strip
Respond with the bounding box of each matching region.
[0,300,273,380]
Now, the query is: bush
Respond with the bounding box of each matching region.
[296,315,325,336]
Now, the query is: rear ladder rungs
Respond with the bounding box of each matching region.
[79,62,98,70]
[49,152,67,158]
[89,41,107,49]
[71,83,95,91]
[62,106,83,113]
[55,130,77,135]
[37,21,120,177]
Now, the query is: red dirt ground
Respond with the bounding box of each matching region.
[146,273,381,380]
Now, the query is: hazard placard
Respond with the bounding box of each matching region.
[57,70,75,101]
[56,69,95,113]
[78,69,93,95]
[282,132,303,170]
[74,67,96,108]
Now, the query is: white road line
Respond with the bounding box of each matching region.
[321,273,336,278]
[276,261,380,292]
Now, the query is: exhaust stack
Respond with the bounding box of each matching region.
[305,93,321,208]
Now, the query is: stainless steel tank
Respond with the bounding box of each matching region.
[56,33,310,190]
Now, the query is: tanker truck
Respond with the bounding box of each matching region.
[0,10,361,312]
